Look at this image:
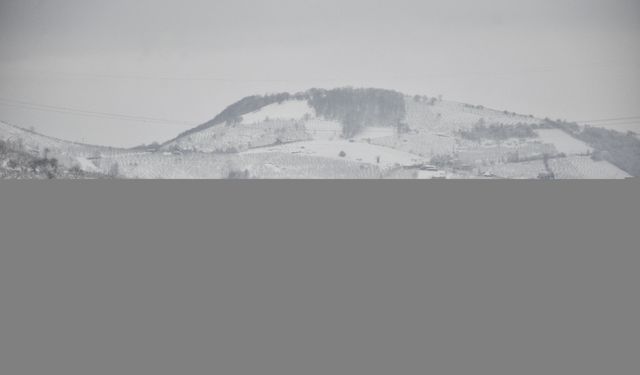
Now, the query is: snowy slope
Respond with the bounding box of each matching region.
[0,121,124,168]
[405,98,541,134]
[161,101,316,152]
[161,119,311,153]
[97,151,383,179]
[4,89,637,179]
[162,94,546,155]
[242,140,426,168]
[241,100,313,124]
[536,129,592,155]
[548,156,630,179]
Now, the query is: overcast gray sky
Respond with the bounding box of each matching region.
[1,0,639,146]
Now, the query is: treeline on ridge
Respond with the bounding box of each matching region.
[172,88,408,141]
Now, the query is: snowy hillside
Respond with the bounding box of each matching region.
[240,100,313,123]
[0,121,127,170]
[2,88,638,179]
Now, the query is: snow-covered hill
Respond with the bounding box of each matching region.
[2,88,638,179]
[0,120,125,169]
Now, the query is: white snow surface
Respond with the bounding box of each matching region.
[354,127,395,141]
[98,151,383,179]
[162,119,310,153]
[405,98,542,134]
[242,140,426,168]
[241,100,314,124]
[304,119,343,141]
[548,156,630,179]
[536,129,592,155]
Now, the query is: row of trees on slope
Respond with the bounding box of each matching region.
[458,121,537,141]
[574,126,640,177]
[171,93,294,141]
[541,120,640,177]
[172,88,408,142]
[458,118,639,177]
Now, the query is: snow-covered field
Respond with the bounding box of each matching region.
[457,140,556,165]
[98,151,382,179]
[405,98,542,134]
[161,119,311,153]
[536,129,592,155]
[354,127,395,141]
[304,119,343,141]
[548,156,630,179]
[242,140,427,168]
[371,132,456,158]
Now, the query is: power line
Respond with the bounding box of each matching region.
[0,97,195,124]
[578,116,640,124]
[2,96,638,133]
[587,122,640,130]
[0,97,198,126]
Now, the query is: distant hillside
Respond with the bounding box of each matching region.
[160,87,638,178]
[167,88,407,143]
[0,121,123,160]
[0,121,126,178]
[2,88,638,179]
[161,87,543,154]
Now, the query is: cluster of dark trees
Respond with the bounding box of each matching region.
[505,151,567,164]
[463,104,485,110]
[171,93,294,141]
[430,154,455,168]
[171,88,408,142]
[131,142,160,151]
[306,88,407,137]
[538,119,640,177]
[227,169,251,180]
[1,139,109,179]
[413,95,438,105]
[534,119,581,133]
[578,126,640,177]
[458,122,537,141]
[1,139,58,179]
[210,92,292,126]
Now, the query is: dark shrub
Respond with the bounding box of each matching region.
[458,123,537,141]
[227,169,250,179]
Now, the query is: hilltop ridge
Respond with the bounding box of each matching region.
[2,88,638,179]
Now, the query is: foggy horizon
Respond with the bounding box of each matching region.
[1,0,639,147]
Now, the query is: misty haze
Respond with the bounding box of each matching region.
[1,0,639,179]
